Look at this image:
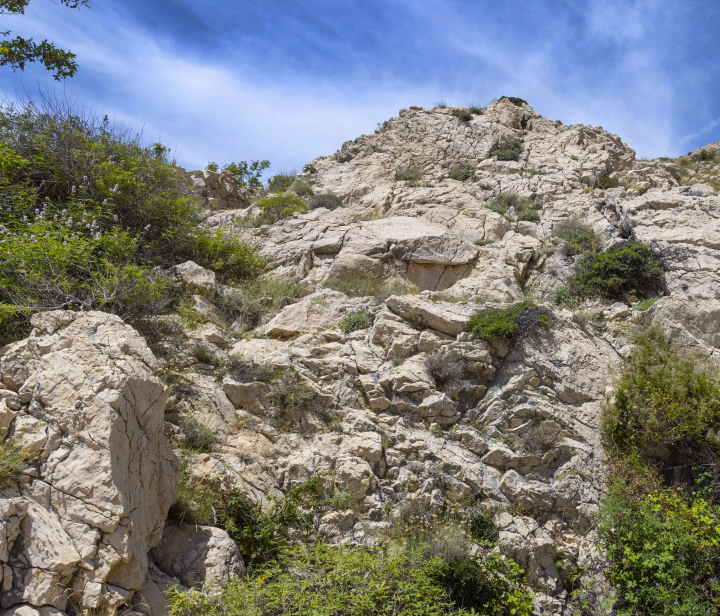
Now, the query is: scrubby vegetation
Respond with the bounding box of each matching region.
[450,109,474,123]
[597,175,620,190]
[0,437,30,488]
[266,170,296,193]
[499,96,528,107]
[598,329,720,615]
[469,299,553,343]
[337,309,370,334]
[205,160,270,187]
[247,192,307,226]
[395,165,424,182]
[427,350,463,389]
[179,417,215,453]
[225,356,283,384]
[326,270,416,303]
[553,217,600,256]
[309,192,343,210]
[448,165,476,181]
[557,241,663,303]
[0,98,264,343]
[485,192,540,222]
[490,140,523,161]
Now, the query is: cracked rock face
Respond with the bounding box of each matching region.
[0,311,179,614]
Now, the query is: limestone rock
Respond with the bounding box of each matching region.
[150,525,246,590]
[0,311,178,614]
[172,260,217,298]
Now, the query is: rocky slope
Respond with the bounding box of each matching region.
[2,97,720,615]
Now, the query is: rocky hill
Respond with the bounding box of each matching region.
[2,97,720,616]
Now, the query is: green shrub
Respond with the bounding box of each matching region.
[0,438,30,488]
[562,241,664,302]
[448,166,476,181]
[485,192,539,221]
[266,170,296,192]
[466,504,500,545]
[268,369,317,413]
[427,350,463,389]
[636,297,659,311]
[309,192,343,210]
[291,180,314,197]
[249,192,307,226]
[225,356,283,384]
[180,417,215,453]
[450,109,473,123]
[499,96,528,107]
[469,298,553,342]
[167,542,533,616]
[436,100,448,108]
[467,103,484,115]
[0,98,264,341]
[597,175,620,189]
[694,149,716,162]
[490,140,523,161]
[599,472,720,616]
[601,328,720,457]
[474,238,494,246]
[205,160,270,188]
[337,309,370,334]
[395,166,424,182]
[326,270,416,303]
[553,217,599,256]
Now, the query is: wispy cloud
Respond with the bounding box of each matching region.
[2,0,720,171]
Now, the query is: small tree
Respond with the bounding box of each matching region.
[0,0,89,80]
[205,160,271,188]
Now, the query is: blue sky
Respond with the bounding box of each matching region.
[3,0,720,175]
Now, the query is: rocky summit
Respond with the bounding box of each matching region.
[2,97,720,616]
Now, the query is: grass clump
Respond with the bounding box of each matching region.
[337,309,371,334]
[636,297,659,311]
[179,417,215,453]
[309,192,343,210]
[290,180,314,197]
[395,166,424,182]
[0,438,30,488]
[427,350,463,389]
[597,175,620,190]
[485,192,540,221]
[490,140,523,161]
[560,241,664,303]
[268,369,317,413]
[248,193,307,226]
[326,271,416,303]
[225,356,283,384]
[474,238,493,246]
[266,170,296,193]
[469,298,553,342]
[499,96,528,107]
[450,109,474,123]
[435,100,448,108]
[553,217,600,256]
[448,166,476,181]
[693,149,717,162]
[190,342,221,367]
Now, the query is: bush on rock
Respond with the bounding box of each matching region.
[469,299,553,342]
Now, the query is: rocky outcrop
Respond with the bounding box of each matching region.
[0,312,179,615]
[184,168,250,210]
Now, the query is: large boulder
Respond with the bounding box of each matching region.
[0,311,179,615]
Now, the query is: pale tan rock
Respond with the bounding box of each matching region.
[342,432,383,464]
[222,377,270,414]
[265,301,337,338]
[150,525,246,590]
[172,260,217,298]
[0,311,178,614]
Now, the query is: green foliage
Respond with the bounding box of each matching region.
[266,170,296,192]
[326,270,416,303]
[0,99,264,341]
[553,217,600,256]
[448,166,476,181]
[499,96,528,107]
[450,109,473,123]
[205,160,270,188]
[469,299,553,342]
[490,140,523,161]
[485,192,539,221]
[180,418,215,453]
[601,328,720,456]
[436,100,448,108]
[167,541,533,616]
[190,342,221,367]
[309,192,343,210]
[338,309,371,334]
[561,241,664,302]
[466,103,484,115]
[291,180,314,197]
[694,149,717,162]
[395,166,424,182]
[225,356,284,384]
[474,238,493,246]
[466,504,500,545]
[599,471,720,615]
[636,297,659,311]
[0,437,31,488]
[597,175,620,189]
[0,0,89,80]
[249,193,308,226]
[268,369,317,413]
